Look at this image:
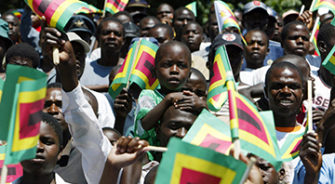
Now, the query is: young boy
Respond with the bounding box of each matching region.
[14,113,66,184]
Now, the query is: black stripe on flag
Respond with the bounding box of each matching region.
[38,0,52,14]
[237,108,261,131]
[28,111,43,126]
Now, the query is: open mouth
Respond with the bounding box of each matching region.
[31,155,45,163]
[168,77,180,84]
[279,99,293,106]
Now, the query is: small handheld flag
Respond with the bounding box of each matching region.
[185,2,197,17]
[155,138,248,184]
[0,64,47,165]
[310,0,335,14]
[105,0,129,14]
[214,1,240,33]
[322,43,335,75]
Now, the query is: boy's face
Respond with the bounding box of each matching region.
[8,56,34,68]
[181,23,203,52]
[158,106,197,147]
[103,129,121,146]
[282,24,310,57]
[155,44,191,91]
[21,122,60,175]
[244,30,268,66]
[266,67,303,116]
[182,73,207,97]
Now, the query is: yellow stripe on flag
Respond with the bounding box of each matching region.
[171,153,236,184]
[17,88,46,103]
[0,153,5,160]
[281,137,302,160]
[329,55,335,65]
[50,0,79,27]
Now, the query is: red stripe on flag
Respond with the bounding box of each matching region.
[134,52,156,86]
[290,139,302,154]
[209,62,223,85]
[199,133,232,153]
[31,0,44,17]
[44,0,66,25]
[180,168,221,184]
[108,0,127,10]
[19,99,45,139]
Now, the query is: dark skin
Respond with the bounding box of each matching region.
[43,26,149,184]
[156,3,174,26]
[299,132,322,184]
[181,22,203,52]
[173,8,195,41]
[265,67,304,127]
[141,42,191,131]
[244,30,269,69]
[281,23,311,57]
[20,122,62,184]
[113,88,133,135]
[43,87,66,128]
[272,15,283,42]
[149,26,173,45]
[3,13,20,43]
[208,14,219,41]
[139,17,160,37]
[7,56,34,68]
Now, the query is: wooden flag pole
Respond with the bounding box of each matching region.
[0,162,7,184]
[233,139,241,159]
[307,80,314,132]
[309,0,317,11]
[299,5,305,15]
[102,0,108,18]
[126,38,142,90]
[241,157,256,183]
[309,16,320,42]
[53,47,60,65]
[146,146,168,152]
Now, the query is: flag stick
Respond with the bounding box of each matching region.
[53,47,60,65]
[0,164,7,184]
[309,16,320,42]
[146,146,167,152]
[299,5,305,15]
[233,139,240,159]
[307,80,314,132]
[102,0,108,18]
[126,38,142,89]
[309,0,317,11]
[241,157,257,183]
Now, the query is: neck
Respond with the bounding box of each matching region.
[22,171,55,184]
[246,61,263,69]
[273,113,298,127]
[99,48,120,66]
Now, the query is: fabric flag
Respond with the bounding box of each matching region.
[214,1,240,33]
[312,20,321,56]
[155,138,247,184]
[76,3,102,14]
[24,0,90,31]
[207,45,235,111]
[278,129,306,162]
[185,2,197,17]
[0,64,47,165]
[109,39,159,98]
[105,0,129,14]
[322,43,335,75]
[311,0,335,14]
[184,108,282,170]
[0,78,4,102]
[0,145,23,183]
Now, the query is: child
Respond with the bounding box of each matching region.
[135,41,201,145]
[14,113,66,184]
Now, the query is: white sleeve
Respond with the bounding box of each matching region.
[62,84,112,184]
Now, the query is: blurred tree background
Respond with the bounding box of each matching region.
[1,0,312,24]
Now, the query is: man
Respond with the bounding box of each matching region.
[149,23,174,45]
[139,16,160,37]
[243,29,269,70]
[243,1,283,66]
[264,62,306,183]
[80,17,124,91]
[181,22,203,53]
[156,3,174,26]
[2,12,20,44]
[173,7,195,41]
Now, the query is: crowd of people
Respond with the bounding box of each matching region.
[1,0,335,183]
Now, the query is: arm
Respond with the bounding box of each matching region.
[174,90,207,113]
[114,88,133,134]
[20,6,40,50]
[141,92,183,130]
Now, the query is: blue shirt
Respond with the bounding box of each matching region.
[294,153,335,184]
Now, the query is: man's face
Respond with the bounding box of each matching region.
[99,20,124,52]
[140,18,159,37]
[244,30,268,68]
[282,24,310,57]
[272,15,283,42]
[158,107,197,147]
[157,4,174,24]
[208,14,219,41]
[149,27,172,45]
[243,10,268,31]
[173,9,195,39]
[155,44,191,91]
[43,88,65,128]
[71,42,86,79]
[21,122,60,175]
[3,14,20,42]
[181,23,203,52]
[267,67,303,116]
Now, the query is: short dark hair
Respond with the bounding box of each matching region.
[41,112,63,147]
[265,61,303,90]
[5,43,40,68]
[281,20,308,41]
[96,17,124,38]
[151,23,174,38]
[318,23,335,47]
[245,29,269,47]
[112,11,134,23]
[173,7,195,21]
[155,41,191,67]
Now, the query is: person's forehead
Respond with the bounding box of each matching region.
[151,27,169,36]
[176,10,193,18]
[162,108,196,125]
[4,14,18,22]
[247,30,266,39]
[158,4,173,12]
[40,122,58,140]
[185,23,201,30]
[103,20,123,30]
[286,24,308,35]
[269,67,301,82]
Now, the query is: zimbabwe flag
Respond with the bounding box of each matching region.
[0,78,4,102]
[24,0,90,31]
[105,0,129,14]
[109,39,159,98]
[185,2,197,16]
[311,0,335,14]
[207,46,235,112]
[0,145,23,183]
[0,64,47,165]
[184,108,282,170]
[155,138,247,184]
[322,43,335,75]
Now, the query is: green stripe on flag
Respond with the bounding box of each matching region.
[55,2,88,31]
[322,44,335,75]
